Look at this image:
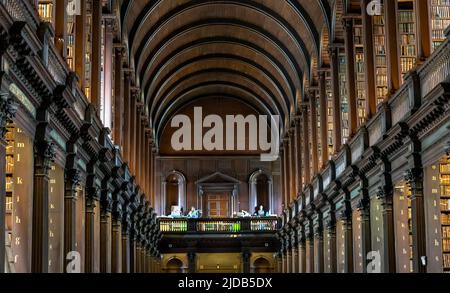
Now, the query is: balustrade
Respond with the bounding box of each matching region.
[158,217,280,233]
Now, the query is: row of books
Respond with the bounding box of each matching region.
[400,57,416,74]
[443,239,450,252]
[38,3,53,23]
[400,45,416,58]
[443,254,450,269]
[442,212,450,225]
[443,226,450,238]
[398,11,415,23]
[6,155,14,174]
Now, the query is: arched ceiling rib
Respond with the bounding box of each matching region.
[121,0,328,142]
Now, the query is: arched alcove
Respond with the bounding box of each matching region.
[161,171,187,216]
[252,257,272,273]
[165,258,184,273]
[249,170,273,215]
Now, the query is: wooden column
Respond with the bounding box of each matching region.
[242,251,251,274]
[123,72,132,163]
[385,0,401,93]
[415,0,432,60]
[341,211,354,273]
[286,249,292,273]
[359,201,372,273]
[405,159,427,273]
[343,18,358,137]
[329,46,342,151]
[318,71,329,166]
[143,134,148,196]
[291,233,298,273]
[302,105,311,183]
[289,129,296,202]
[361,0,377,119]
[113,46,124,147]
[54,0,68,58]
[32,137,55,273]
[130,93,137,172]
[282,140,290,207]
[309,92,319,175]
[294,117,303,193]
[188,252,196,273]
[64,143,79,271]
[140,244,147,273]
[74,0,86,88]
[306,228,314,273]
[151,148,157,206]
[90,0,102,111]
[84,196,96,273]
[149,145,154,205]
[140,121,146,192]
[122,207,131,273]
[314,220,324,273]
[377,159,396,273]
[326,219,337,273]
[129,213,136,273]
[298,235,306,273]
[135,243,142,273]
[103,26,113,129]
[136,108,142,183]
[100,197,112,273]
[280,148,286,209]
[111,202,122,273]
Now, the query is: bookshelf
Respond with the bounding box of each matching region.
[84,0,93,101]
[4,125,14,236]
[325,72,334,158]
[37,0,54,24]
[338,48,349,145]
[352,210,363,273]
[394,183,413,273]
[66,13,76,71]
[308,105,313,180]
[398,1,417,79]
[316,93,323,169]
[373,2,388,105]
[353,18,366,126]
[431,0,450,51]
[440,159,450,272]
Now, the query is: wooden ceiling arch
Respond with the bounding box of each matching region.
[121,0,329,142]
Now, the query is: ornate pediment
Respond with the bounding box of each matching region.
[196,172,241,185]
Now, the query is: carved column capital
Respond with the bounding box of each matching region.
[65,168,81,189]
[0,92,18,139]
[404,168,423,184]
[34,139,56,174]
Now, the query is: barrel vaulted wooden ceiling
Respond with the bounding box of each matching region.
[120,0,335,140]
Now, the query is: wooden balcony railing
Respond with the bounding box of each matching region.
[158,217,281,233]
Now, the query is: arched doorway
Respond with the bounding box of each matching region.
[166,258,184,273]
[162,171,186,216]
[252,257,272,273]
[249,170,273,215]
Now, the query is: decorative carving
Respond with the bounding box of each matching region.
[404,168,423,184]
[34,139,56,174]
[376,185,393,204]
[326,218,336,230]
[0,92,18,138]
[356,197,370,211]
[65,168,81,188]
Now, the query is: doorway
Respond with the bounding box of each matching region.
[205,193,230,218]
